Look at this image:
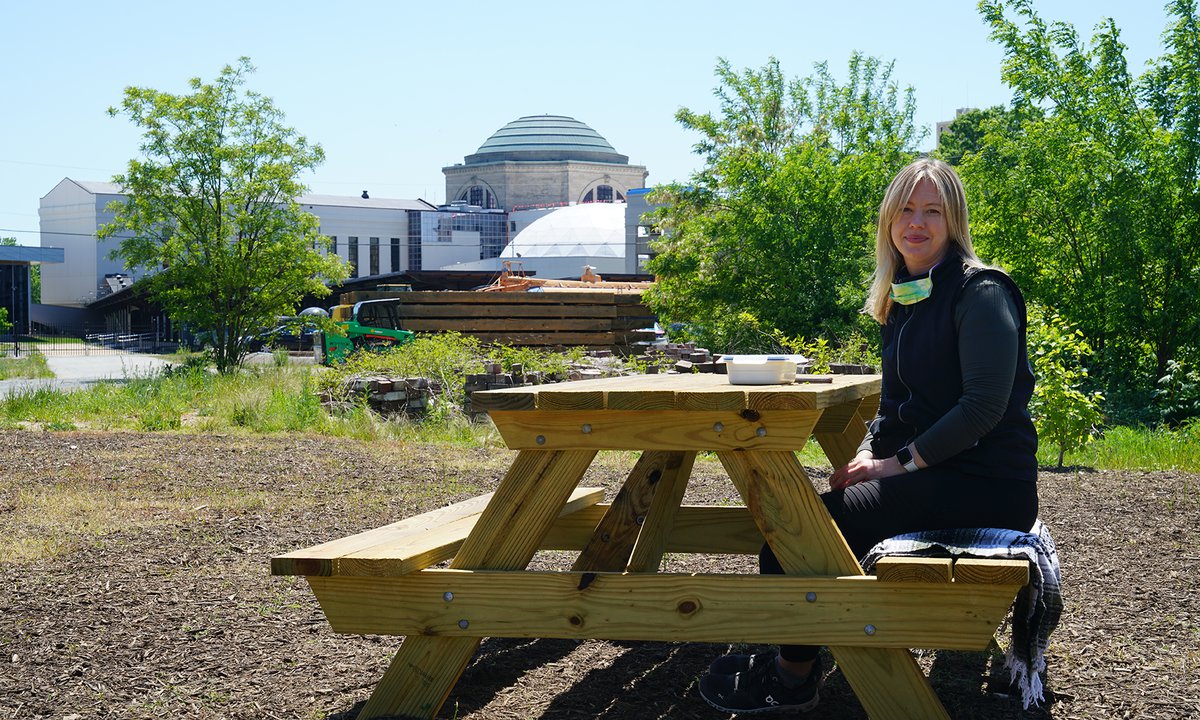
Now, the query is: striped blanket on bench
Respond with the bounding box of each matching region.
[862,520,1062,709]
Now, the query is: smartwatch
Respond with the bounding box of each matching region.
[896,445,919,473]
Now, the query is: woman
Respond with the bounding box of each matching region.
[699,158,1040,715]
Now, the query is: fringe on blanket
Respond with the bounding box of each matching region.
[862,520,1062,709]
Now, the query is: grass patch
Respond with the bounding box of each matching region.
[0,358,504,447]
[0,351,54,380]
[1047,420,1200,471]
[24,334,86,345]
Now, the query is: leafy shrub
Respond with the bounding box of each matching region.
[774,328,880,374]
[138,410,182,431]
[1026,305,1105,468]
[1155,358,1200,427]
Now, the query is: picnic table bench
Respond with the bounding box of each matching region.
[273,373,1030,719]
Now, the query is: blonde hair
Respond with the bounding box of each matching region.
[864,158,985,324]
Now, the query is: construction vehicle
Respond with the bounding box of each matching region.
[317,299,415,364]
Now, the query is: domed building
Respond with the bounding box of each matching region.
[443,115,648,212]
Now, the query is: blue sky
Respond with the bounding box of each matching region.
[1,1,1174,246]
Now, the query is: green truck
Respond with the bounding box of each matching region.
[319,298,415,364]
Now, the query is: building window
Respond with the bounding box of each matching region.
[390,237,401,273]
[510,221,517,232]
[348,236,358,277]
[407,213,422,271]
[330,235,337,255]
[0,264,31,335]
[457,185,498,209]
[583,185,619,204]
[369,237,380,276]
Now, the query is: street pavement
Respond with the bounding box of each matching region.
[0,349,173,396]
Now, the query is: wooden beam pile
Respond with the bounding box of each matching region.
[338,290,657,350]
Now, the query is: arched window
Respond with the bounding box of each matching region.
[582,184,621,204]
[457,185,497,209]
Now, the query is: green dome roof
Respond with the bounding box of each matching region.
[465,115,628,165]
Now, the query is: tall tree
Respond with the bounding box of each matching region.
[644,55,921,352]
[965,1,1200,418]
[100,58,347,373]
[935,105,1037,165]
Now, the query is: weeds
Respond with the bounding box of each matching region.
[1057,420,1200,472]
[0,351,54,380]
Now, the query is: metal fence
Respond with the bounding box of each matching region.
[0,329,181,358]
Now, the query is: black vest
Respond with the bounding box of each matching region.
[871,254,1038,482]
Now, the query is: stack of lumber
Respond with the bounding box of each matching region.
[338,290,657,350]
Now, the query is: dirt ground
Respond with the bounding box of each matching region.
[2,430,1197,719]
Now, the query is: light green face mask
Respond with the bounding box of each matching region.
[889,275,933,305]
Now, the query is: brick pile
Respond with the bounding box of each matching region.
[641,342,724,374]
[319,377,445,416]
[462,354,632,416]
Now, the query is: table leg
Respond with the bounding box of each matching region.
[813,393,879,470]
[570,450,695,573]
[627,451,694,573]
[718,449,949,720]
[357,449,597,720]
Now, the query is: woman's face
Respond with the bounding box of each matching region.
[890,177,949,275]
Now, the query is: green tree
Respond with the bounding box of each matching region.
[1026,305,1105,468]
[964,0,1200,421]
[100,58,348,373]
[935,105,1037,165]
[644,55,922,352]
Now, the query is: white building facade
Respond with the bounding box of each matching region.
[38,182,511,306]
[38,179,138,306]
[299,194,437,279]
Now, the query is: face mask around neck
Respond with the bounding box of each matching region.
[889,274,933,305]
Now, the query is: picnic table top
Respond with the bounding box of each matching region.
[471,372,881,413]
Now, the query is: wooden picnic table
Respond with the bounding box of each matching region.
[273,372,1028,719]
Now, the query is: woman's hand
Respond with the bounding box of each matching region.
[829,451,904,490]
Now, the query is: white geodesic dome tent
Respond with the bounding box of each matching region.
[441,202,627,278]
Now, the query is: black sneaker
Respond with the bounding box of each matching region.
[698,655,821,714]
[708,650,777,676]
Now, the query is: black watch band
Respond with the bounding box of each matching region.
[896,445,919,473]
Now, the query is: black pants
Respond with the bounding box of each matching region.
[761,466,1039,663]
